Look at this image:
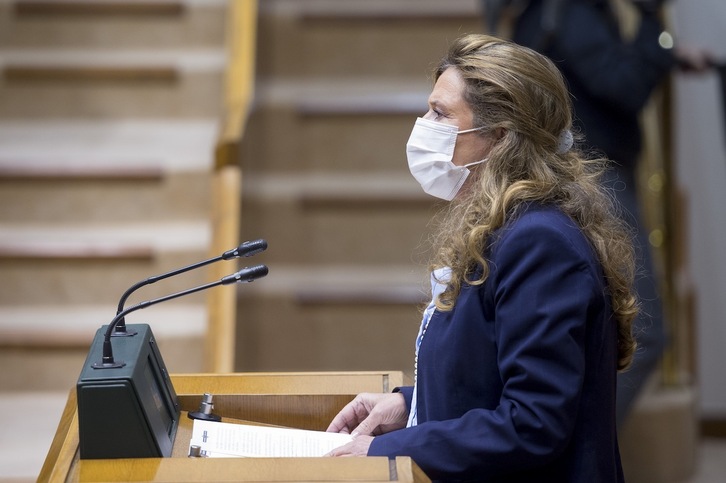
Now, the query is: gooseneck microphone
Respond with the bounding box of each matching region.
[77,261,268,459]
[113,239,267,336]
[95,264,269,369]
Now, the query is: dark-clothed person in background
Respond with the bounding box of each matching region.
[512,0,712,425]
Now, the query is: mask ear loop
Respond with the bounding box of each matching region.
[463,158,488,169]
[457,126,485,135]
[459,125,492,170]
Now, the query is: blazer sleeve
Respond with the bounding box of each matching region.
[368,216,603,480]
[393,386,414,410]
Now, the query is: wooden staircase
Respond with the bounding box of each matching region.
[0,0,230,385]
[233,0,482,373]
[0,1,237,479]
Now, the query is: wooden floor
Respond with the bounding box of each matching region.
[0,391,723,483]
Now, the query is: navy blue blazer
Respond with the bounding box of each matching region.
[369,204,624,482]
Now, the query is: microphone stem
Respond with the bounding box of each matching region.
[114,254,224,332]
[101,278,225,366]
[97,264,267,368]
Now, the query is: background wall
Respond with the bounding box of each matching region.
[672,0,726,418]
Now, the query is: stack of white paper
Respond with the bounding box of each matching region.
[189,419,354,458]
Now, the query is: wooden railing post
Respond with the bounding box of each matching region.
[204,0,258,373]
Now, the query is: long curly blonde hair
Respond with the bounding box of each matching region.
[429,34,638,371]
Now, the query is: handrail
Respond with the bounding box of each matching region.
[215,0,258,170]
[205,0,258,373]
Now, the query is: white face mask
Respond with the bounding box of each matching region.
[406,117,487,201]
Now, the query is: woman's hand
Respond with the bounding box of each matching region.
[326,392,408,437]
[326,434,374,457]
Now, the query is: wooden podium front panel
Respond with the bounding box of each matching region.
[77,457,419,482]
[39,372,428,483]
[172,371,408,431]
[171,371,406,395]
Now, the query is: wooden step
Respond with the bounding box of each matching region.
[257,0,481,81]
[3,65,178,83]
[0,49,225,75]
[256,78,430,114]
[239,173,438,266]
[0,239,153,260]
[241,172,430,204]
[0,304,206,348]
[234,265,427,372]
[243,80,428,175]
[234,263,429,303]
[234,0,482,374]
[0,119,215,234]
[235,294,421,373]
[0,391,70,481]
[0,50,224,118]
[0,221,210,251]
[0,163,163,181]
[263,0,481,18]
[0,221,212,305]
[0,305,208,392]
[0,0,227,49]
[0,119,218,172]
[12,0,186,16]
[0,169,212,224]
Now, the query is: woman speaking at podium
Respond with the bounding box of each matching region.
[326,34,637,482]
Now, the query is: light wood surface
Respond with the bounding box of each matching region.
[203,0,258,373]
[203,166,242,373]
[75,456,421,482]
[13,1,185,16]
[215,0,258,170]
[38,371,425,482]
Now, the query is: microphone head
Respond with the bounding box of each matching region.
[223,239,268,260]
[222,264,269,285]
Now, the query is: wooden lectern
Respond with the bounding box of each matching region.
[39,371,430,482]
